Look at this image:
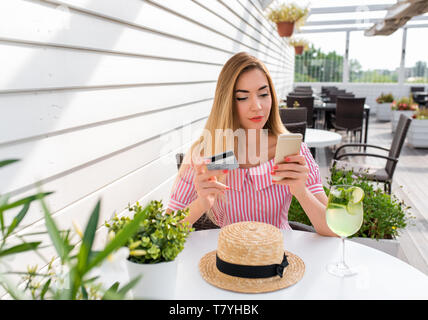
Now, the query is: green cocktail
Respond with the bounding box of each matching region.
[326,186,364,237]
[326,185,364,277]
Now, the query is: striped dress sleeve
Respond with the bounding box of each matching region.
[167,165,198,211]
[301,142,325,195]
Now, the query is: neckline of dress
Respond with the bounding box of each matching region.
[238,157,275,170]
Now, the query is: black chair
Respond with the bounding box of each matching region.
[288,91,313,97]
[332,114,412,194]
[279,107,307,124]
[285,121,307,141]
[410,86,425,93]
[286,96,315,127]
[328,90,349,103]
[294,88,313,94]
[331,97,365,143]
[279,107,307,140]
[175,152,315,232]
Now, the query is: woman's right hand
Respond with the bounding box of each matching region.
[192,158,229,212]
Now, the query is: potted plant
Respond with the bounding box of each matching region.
[105,200,193,299]
[390,96,418,132]
[0,159,143,300]
[289,38,309,55]
[408,108,428,148]
[266,3,309,37]
[375,93,394,121]
[288,166,413,257]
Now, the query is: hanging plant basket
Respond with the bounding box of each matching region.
[294,45,304,55]
[276,21,295,37]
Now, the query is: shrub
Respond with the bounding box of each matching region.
[376,93,394,104]
[288,166,413,240]
[106,200,193,264]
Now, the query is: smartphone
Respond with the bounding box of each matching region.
[205,150,239,171]
[272,133,302,181]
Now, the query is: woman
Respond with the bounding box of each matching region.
[166,52,336,237]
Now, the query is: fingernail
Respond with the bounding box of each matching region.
[225,186,230,190]
[284,157,290,162]
[273,165,279,169]
[271,171,276,175]
[223,169,228,173]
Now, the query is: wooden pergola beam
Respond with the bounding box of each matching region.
[297,23,428,34]
[308,4,390,15]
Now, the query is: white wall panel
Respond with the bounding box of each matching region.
[0,0,294,298]
[0,82,216,144]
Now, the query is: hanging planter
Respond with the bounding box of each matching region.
[289,38,310,55]
[294,45,304,55]
[266,3,309,38]
[276,21,295,37]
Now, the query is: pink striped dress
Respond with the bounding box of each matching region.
[167,142,324,230]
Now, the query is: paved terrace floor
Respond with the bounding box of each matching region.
[316,116,428,276]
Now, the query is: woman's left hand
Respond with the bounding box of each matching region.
[271,154,309,197]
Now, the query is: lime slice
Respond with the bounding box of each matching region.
[347,202,363,215]
[349,187,364,204]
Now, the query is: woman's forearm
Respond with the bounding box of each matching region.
[294,188,337,237]
[166,198,207,226]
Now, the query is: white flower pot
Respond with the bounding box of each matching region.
[125,258,178,299]
[391,110,414,133]
[350,237,400,258]
[376,103,392,122]
[407,119,428,148]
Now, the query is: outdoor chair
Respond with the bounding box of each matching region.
[279,107,307,140]
[294,88,313,94]
[331,114,412,194]
[284,121,307,141]
[286,95,315,127]
[288,91,313,96]
[328,90,349,103]
[410,86,425,93]
[330,97,365,143]
[175,152,315,232]
[279,107,307,124]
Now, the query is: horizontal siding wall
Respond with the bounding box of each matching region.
[0,0,294,296]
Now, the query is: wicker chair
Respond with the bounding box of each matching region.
[284,121,307,141]
[279,107,307,124]
[286,96,315,127]
[175,152,315,232]
[330,97,365,143]
[332,114,412,194]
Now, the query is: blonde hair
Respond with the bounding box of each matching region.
[173,52,287,224]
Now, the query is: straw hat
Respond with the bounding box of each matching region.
[199,221,305,293]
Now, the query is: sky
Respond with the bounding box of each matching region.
[267,0,428,70]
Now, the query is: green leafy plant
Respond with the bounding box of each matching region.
[106,200,193,264]
[412,107,428,120]
[288,166,413,240]
[376,93,394,104]
[266,3,309,26]
[0,159,145,300]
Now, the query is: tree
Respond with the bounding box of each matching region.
[295,45,343,82]
[413,61,427,77]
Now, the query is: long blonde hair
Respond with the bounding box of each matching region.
[173,52,287,224]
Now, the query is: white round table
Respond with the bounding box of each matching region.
[305,128,342,148]
[172,229,428,300]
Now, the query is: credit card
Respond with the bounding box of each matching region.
[205,150,239,170]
